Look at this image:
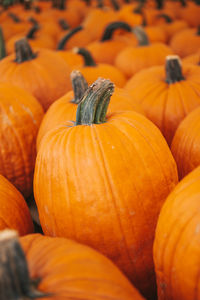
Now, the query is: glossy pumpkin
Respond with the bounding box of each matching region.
[0,82,44,197]
[0,176,33,235]
[154,166,200,300]
[34,78,178,299]
[0,230,145,300]
[125,56,200,145]
[0,38,71,111]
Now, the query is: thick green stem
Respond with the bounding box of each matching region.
[194,0,200,5]
[156,14,173,23]
[101,21,132,42]
[165,56,185,84]
[8,12,20,22]
[28,17,38,26]
[73,47,97,67]
[110,0,120,11]
[132,26,149,46]
[197,26,200,36]
[0,230,48,299]
[70,70,88,104]
[156,0,163,9]
[14,38,37,63]
[59,19,69,30]
[133,0,145,14]
[0,27,6,59]
[179,0,186,7]
[26,24,40,39]
[76,78,114,125]
[57,26,83,50]
[58,0,66,10]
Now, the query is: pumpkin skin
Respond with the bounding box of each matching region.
[0,38,71,111]
[183,50,200,65]
[153,166,200,300]
[0,82,44,197]
[0,232,145,300]
[0,175,33,235]
[125,57,200,145]
[171,106,200,179]
[34,79,178,299]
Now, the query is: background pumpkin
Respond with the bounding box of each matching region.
[34,78,178,300]
[0,176,33,235]
[0,230,145,300]
[153,166,200,300]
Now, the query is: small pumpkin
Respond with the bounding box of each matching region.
[0,38,71,111]
[0,176,33,235]
[153,166,200,300]
[34,77,178,299]
[0,230,145,300]
[171,106,200,179]
[37,70,144,148]
[115,26,173,78]
[73,47,127,87]
[125,55,200,145]
[183,50,200,65]
[0,82,44,197]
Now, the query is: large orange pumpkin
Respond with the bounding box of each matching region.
[0,38,71,111]
[125,55,200,145]
[0,230,144,300]
[153,166,200,300]
[0,176,33,235]
[0,82,44,197]
[34,78,178,299]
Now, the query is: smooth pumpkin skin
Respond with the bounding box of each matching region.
[0,48,71,111]
[170,28,200,58]
[153,166,200,300]
[171,106,200,179]
[125,63,200,145]
[183,51,200,65]
[34,110,178,299]
[20,234,144,300]
[0,175,33,235]
[36,87,144,149]
[57,51,84,71]
[115,43,173,78]
[0,83,44,197]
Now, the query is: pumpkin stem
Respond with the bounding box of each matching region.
[0,27,6,60]
[26,24,40,39]
[73,47,97,67]
[196,26,200,36]
[28,17,38,26]
[156,14,173,23]
[132,26,149,46]
[165,55,185,84]
[194,0,200,5]
[179,0,186,7]
[24,0,32,10]
[8,12,21,22]
[14,38,37,63]
[96,0,104,8]
[110,0,120,11]
[101,21,132,42]
[33,6,41,13]
[58,0,66,10]
[57,26,83,50]
[0,230,49,299]
[70,70,88,104]
[133,0,145,14]
[76,78,114,125]
[59,19,70,31]
[156,0,164,9]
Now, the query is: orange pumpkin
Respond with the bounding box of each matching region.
[154,166,200,300]
[171,106,200,179]
[179,1,200,27]
[0,176,33,235]
[0,38,71,111]
[34,78,178,299]
[115,26,173,78]
[0,230,145,300]
[73,47,127,87]
[183,50,200,65]
[37,70,144,148]
[0,82,44,197]
[125,55,200,145]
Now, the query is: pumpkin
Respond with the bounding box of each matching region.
[86,21,138,65]
[179,0,200,27]
[73,47,126,87]
[0,176,33,235]
[183,50,200,65]
[171,106,200,179]
[36,70,144,149]
[0,38,71,111]
[57,50,84,71]
[115,26,173,78]
[153,166,200,300]
[34,77,178,299]
[0,230,145,300]
[125,55,200,145]
[0,82,44,197]
[170,27,200,58]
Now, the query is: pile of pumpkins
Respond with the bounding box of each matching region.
[0,0,200,299]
